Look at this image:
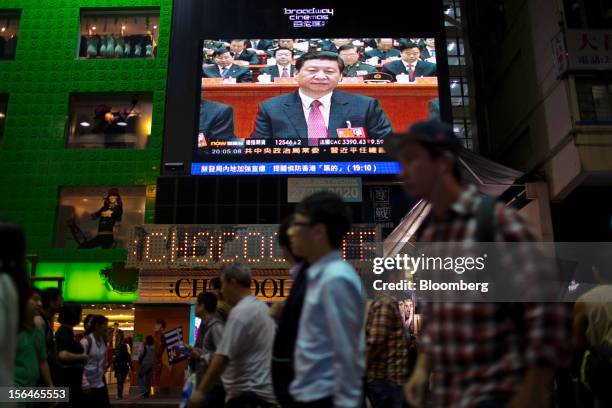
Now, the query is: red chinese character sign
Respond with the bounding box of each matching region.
[565,30,612,71]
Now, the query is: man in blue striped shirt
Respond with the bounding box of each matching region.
[287,192,366,408]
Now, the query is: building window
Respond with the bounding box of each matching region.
[54,186,146,249]
[443,0,462,25]
[447,38,465,66]
[564,0,612,29]
[453,118,473,150]
[450,77,469,107]
[67,93,153,149]
[0,94,7,143]
[79,9,160,59]
[576,78,612,123]
[0,10,20,60]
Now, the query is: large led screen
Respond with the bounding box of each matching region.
[192,37,441,176]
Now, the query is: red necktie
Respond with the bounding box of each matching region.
[308,100,327,146]
[281,67,289,77]
[409,64,416,82]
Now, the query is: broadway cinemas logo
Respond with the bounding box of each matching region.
[284,7,335,28]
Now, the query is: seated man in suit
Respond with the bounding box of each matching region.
[202,48,253,83]
[420,38,436,61]
[267,39,305,59]
[202,40,227,64]
[338,44,377,77]
[230,39,260,66]
[321,38,352,54]
[382,41,436,82]
[252,51,392,145]
[364,38,401,61]
[253,39,275,51]
[199,100,235,141]
[260,47,296,79]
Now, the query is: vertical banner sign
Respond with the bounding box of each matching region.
[164,326,188,365]
[372,187,391,226]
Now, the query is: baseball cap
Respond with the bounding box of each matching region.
[383,119,461,160]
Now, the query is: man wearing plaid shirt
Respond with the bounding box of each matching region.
[366,297,410,407]
[384,120,570,408]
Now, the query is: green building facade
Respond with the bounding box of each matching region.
[0,0,173,302]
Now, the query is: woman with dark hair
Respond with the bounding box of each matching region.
[77,188,123,249]
[82,314,95,336]
[81,314,109,406]
[0,221,30,386]
[55,302,88,407]
[14,290,54,388]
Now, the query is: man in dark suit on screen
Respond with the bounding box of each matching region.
[202,48,252,83]
[252,52,392,145]
[364,38,401,61]
[230,39,260,65]
[199,100,235,140]
[382,41,436,82]
[259,47,297,79]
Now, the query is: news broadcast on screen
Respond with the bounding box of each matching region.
[193,36,440,176]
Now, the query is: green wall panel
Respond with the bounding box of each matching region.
[34,262,138,303]
[0,0,172,263]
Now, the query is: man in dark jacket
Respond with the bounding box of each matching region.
[230,39,259,65]
[252,52,391,143]
[202,48,252,83]
[382,42,436,82]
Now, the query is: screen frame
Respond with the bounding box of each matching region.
[163,0,451,175]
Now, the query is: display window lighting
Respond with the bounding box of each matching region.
[80,121,91,127]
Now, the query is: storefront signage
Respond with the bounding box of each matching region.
[558,30,612,72]
[127,224,380,269]
[172,277,289,299]
[137,269,293,303]
[287,177,362,203]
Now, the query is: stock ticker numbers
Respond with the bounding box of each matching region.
[127,224,381,269]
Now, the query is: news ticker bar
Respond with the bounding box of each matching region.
[191,161,401,175]
[0,387,69,402]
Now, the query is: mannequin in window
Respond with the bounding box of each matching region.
[71,188,123,249]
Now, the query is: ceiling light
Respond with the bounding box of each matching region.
[117,121,127,127]
[92,26,97,30]
[450,81,458,89]
[0,113,5,118]
[121,25,126,30]
[447,42,456,52]
[153,25,158,29]
[80,121,91,127]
